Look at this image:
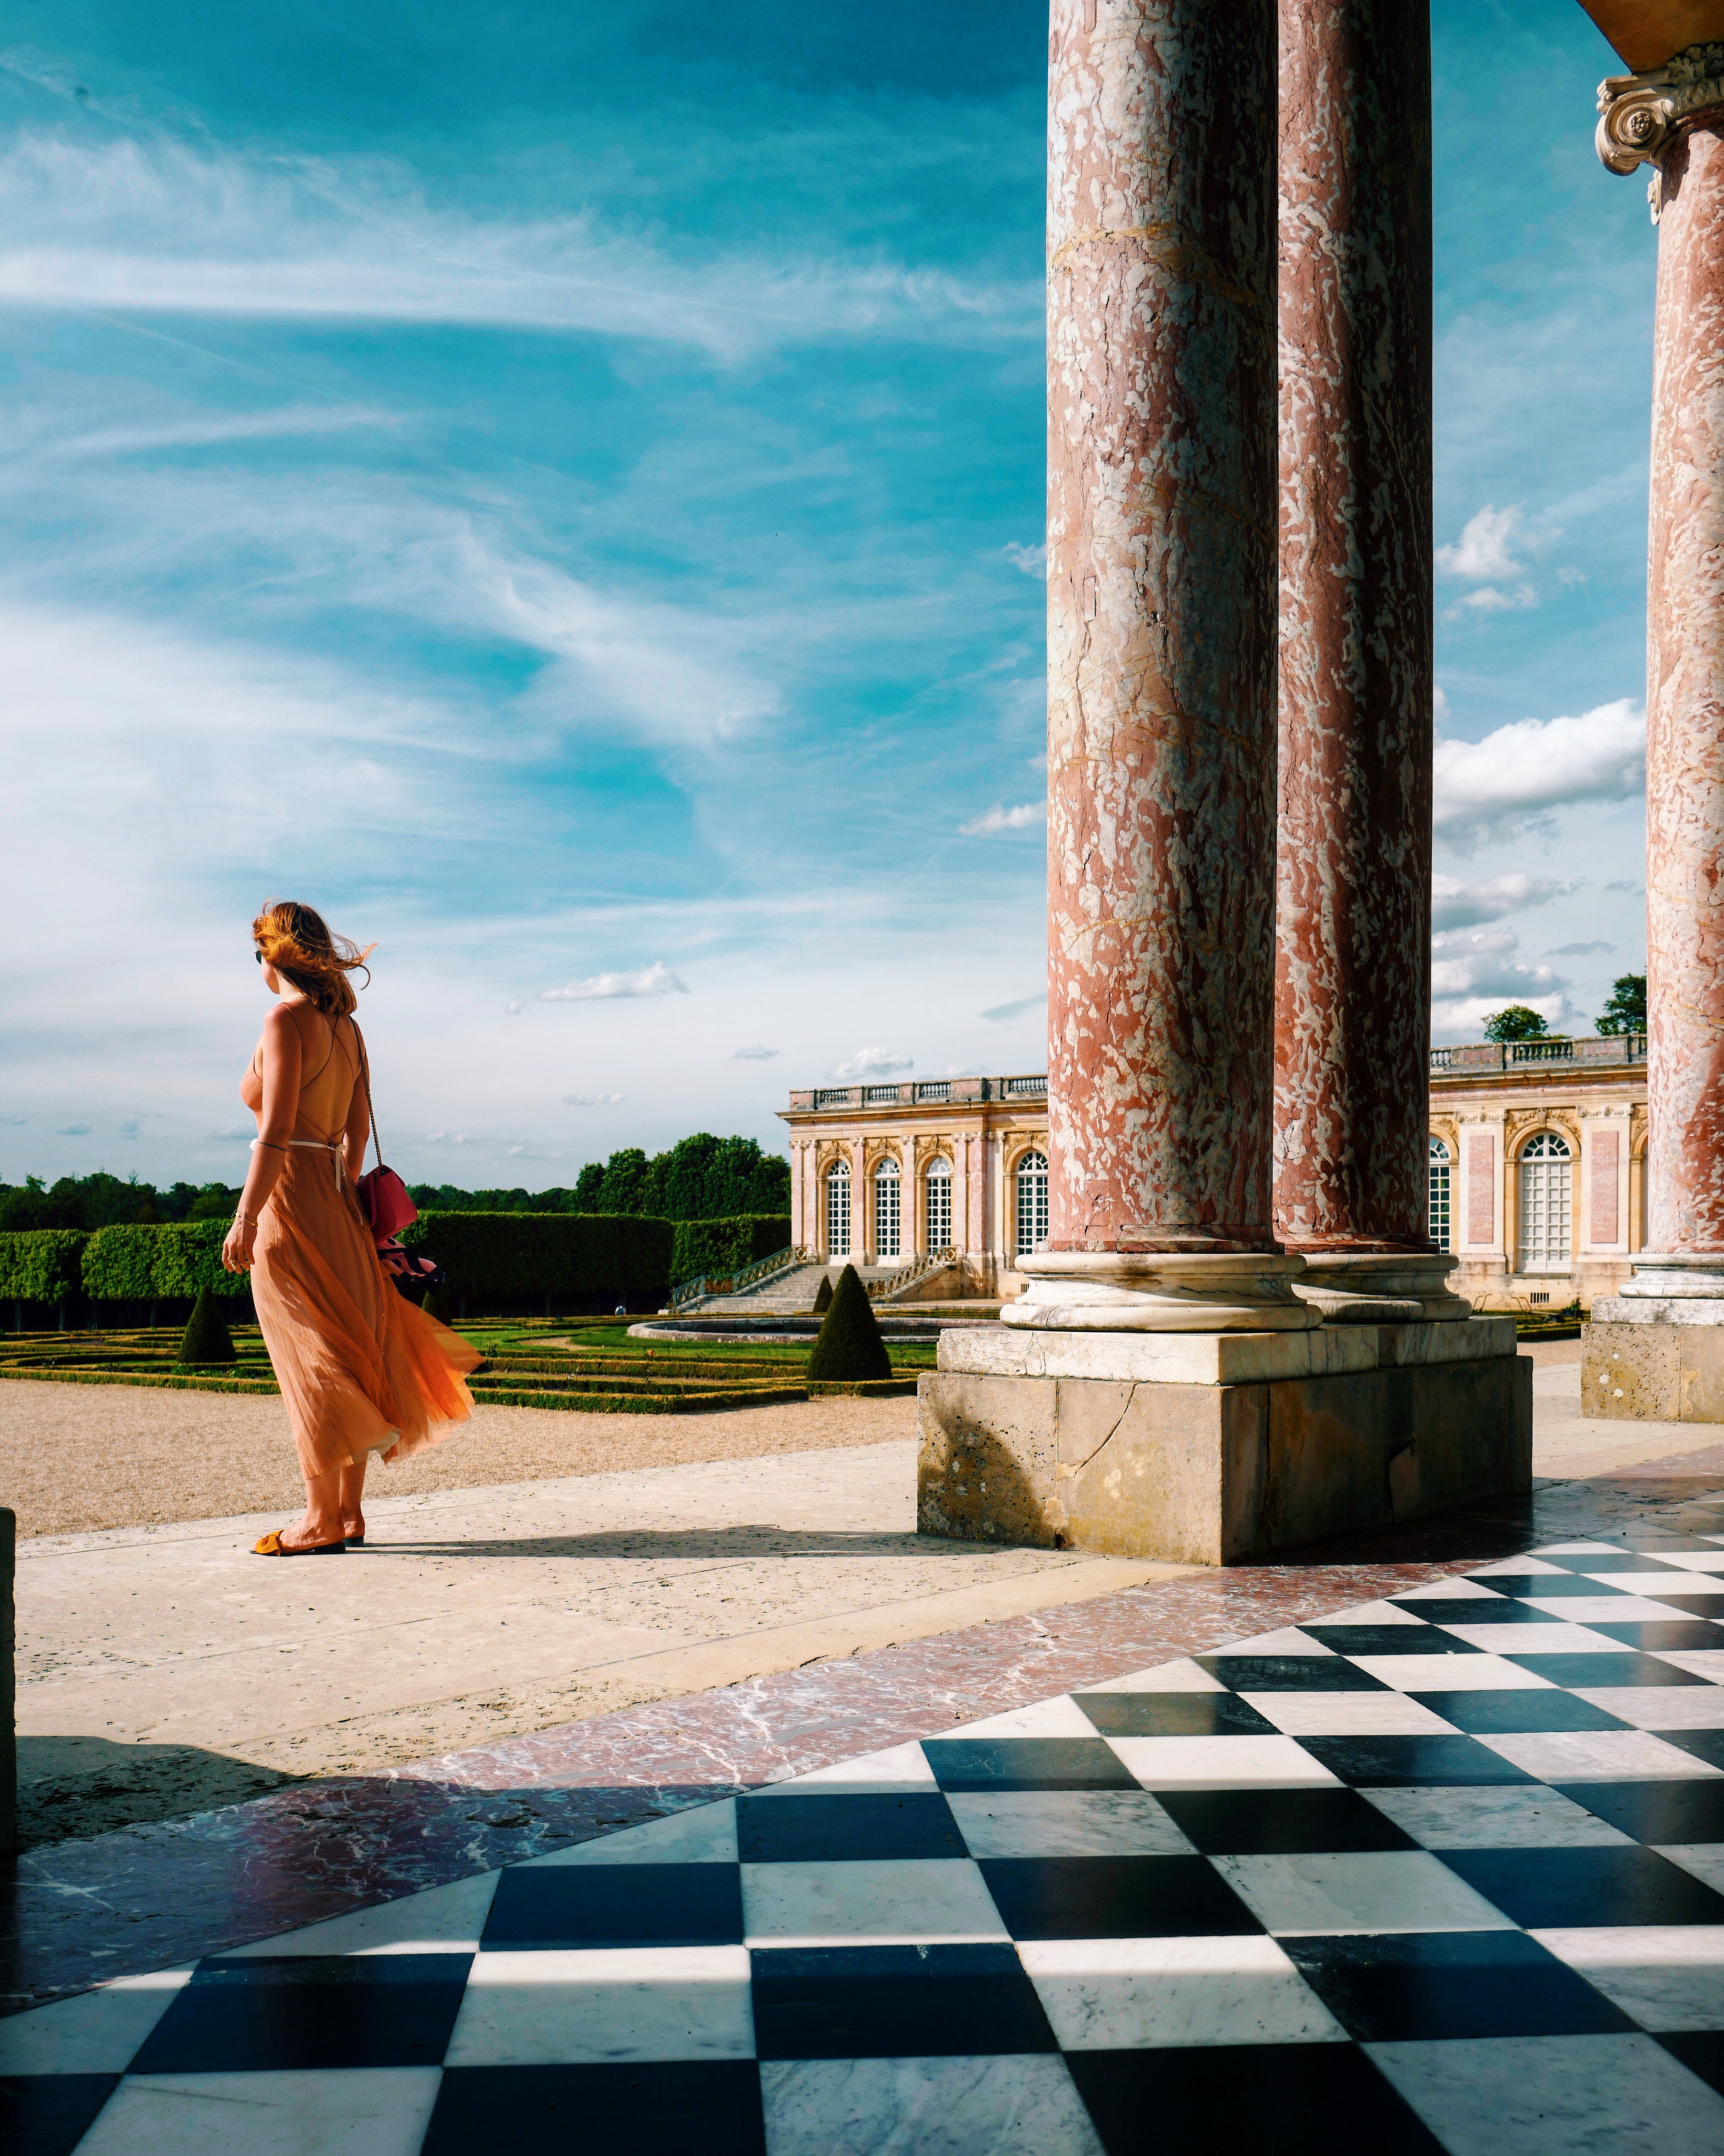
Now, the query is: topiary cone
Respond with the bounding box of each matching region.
[176,1284,236,1366]
[811,1273,834,1315]
[805,1263,890,1383]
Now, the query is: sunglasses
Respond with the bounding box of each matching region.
[254,950,264,964]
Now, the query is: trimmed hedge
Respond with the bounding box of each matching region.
[670,1215,792,1285]
[399,1212,676,1301]
[0,1230,88,1305]
[82,1221,248,1300]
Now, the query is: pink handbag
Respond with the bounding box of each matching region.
[352,1027,419,1243]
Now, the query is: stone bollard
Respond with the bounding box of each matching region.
[1,1506,14,1855]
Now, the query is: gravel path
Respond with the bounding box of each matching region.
[0,1378,916,1538]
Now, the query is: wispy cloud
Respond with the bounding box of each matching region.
[57,1122,92,1134]
[1430,925,1568,1007]
[959,801,1044,837]
[1432,698,1644,847]
[1430,872,1576,932]
[832,1046,912,1079]
[539,962,688,1002]
[1003,541,1045,578]
[14,403,410,460]
[562,1092,625,1106]
[1547,940,1615,957]
[733,1044,780,1060]
[980,992,1044,1022]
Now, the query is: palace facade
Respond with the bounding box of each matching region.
[780,1035,1647,1313]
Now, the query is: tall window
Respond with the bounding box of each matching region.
[1428,1137,1452,1252]
[874,1156,901,1261]
[925,1156,953,1250]
[825,1160,850,1257]
[1519,1132,1572,1272]
[1015,1149,1049,1259]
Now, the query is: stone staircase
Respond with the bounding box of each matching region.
[689,1260,911,1317]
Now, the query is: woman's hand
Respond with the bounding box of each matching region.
[223,1214,257,1273]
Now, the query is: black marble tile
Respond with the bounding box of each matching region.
[1657,2032,1724,2100]
[920,1738,1138,1792]
[1583,1620,1724,1650]
[736,1793,964,1864]
[1412,1599,1559,1628]
[1439,1845,1724,1929]
[1151,1787,1417,1855]
[1630,1591,1724,1618]
[750,1943,1057,2060]
[0,2075,121,2156]
[1469,1572,1641,1600]
[1197,1655,1388,1693]
[1296,1734,1536,1787]
[423,2062,766,2155]
[1297,1626,1477,1659]
[1503,1652,1709,1688]
[977,1854,1261,1941]
[1279,1930,1635,2042]
[1660,1729,1724,1770]
[127,1953,470,2074]
[1538,1552,1669,1573]
[1066,2042,1445,2156]
[1411,1689,1630,1735]
[1552,1779,1724,1845]
[482,1862,744,1950]
[1072,1692,1279,1739]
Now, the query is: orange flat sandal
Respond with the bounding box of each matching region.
[253,1528,347,1556]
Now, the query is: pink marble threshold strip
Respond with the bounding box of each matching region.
[4,1466,1719,2015]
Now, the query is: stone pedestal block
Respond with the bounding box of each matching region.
[1,1506,13,1856]
[1582,1319,1724,1422]
[917,1324,1529,1565]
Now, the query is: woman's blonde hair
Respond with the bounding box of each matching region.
[252,901,372,1017]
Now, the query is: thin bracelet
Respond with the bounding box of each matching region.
[252,1140,288,1154]
[234,1211,258,1225]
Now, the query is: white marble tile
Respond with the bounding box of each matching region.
[220,1872,499,1955]
[1533,1543,1628,1556]
[948,1696,1100,1740]
[1019,1934,1347,2051]
[1594,1572,1724,1598]
[1353,1651,1555,1691]
[1360,1784,1635,1851]
[445,1944,754,2064]
[1306,1599,1432,1626]
[757,1744,937,1795]
[1367,2033,1724,2155]
[1079,1658,1225,1693]
[1661,1844,1724,1894]
[527,1798,739,1864]
[1393,1576,1509,1600]
[1480,1729,1723,1781]
[1649,1553,1724,1573]
[1106,1735,1342,1791]
[1521,1595,1708,1624]
[1530,1927,1724,2032]
[947,1790,1194,1859]
[1213,1627,1337,1656]
[74,2069,444,2156]
[1211,1851,1516,1936]
[1238,1690,1456,1736]
[1469,1556,1568,1576]
[1576,1686,1724,1729]
[1650,1651,1724,1683]
[0,1967,190,2074]
[759,2055,1106,2156]
[740,1858,1008,1946]
[1437,1623,1633,1656]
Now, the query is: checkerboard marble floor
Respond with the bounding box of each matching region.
[7,1525,1724,2155]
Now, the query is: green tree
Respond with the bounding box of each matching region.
[596,1147,650,1214]
[1596,974,1647,1036]
[1482,1006,1552,1043]
[573,1162,606,1209]
[806,1264,891,1382]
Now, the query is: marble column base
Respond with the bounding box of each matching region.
[918,1321,1529,1564]
[1003,1250,1321,1333]
[1289,1250,1471,1325]
[1598,1251,1724,1327]
[1583,1316,1724,1421]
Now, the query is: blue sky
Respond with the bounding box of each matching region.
[0,1,1652,1189]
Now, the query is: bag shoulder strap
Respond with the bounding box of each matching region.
[351,1019,383,1171]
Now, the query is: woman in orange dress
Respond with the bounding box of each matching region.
[222,901,480,1555]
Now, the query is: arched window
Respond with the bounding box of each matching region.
[925,1155,953,1251]
[874,1155,901,1261]
[1519,1131,1572,1272]
[825,1159,851,1258]
[1015,1149,1049,1259]
[1429,1136,1452,1253]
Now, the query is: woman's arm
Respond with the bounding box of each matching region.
[343,1020,372,1186]
[222,1005,304,1273]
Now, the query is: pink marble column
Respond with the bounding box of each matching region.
[1021,0,1314,1333]
[1271,0,1461,1323]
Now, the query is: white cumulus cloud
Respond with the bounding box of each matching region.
[538,962,688,1002]
[832,1046,913,1079]
[1003,541,1046,578]
[561,1093,624,1107]
[733,1044,780,1061]
[1430,873,1576,932]
[960,801,1045,837]
[1430,926,1568,1005]
[1437,504,1523,582]
[1432,698,1645,847]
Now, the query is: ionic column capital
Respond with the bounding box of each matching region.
[1597,44,1724,209]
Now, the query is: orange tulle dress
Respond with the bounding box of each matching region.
[245,1013,479,1480]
